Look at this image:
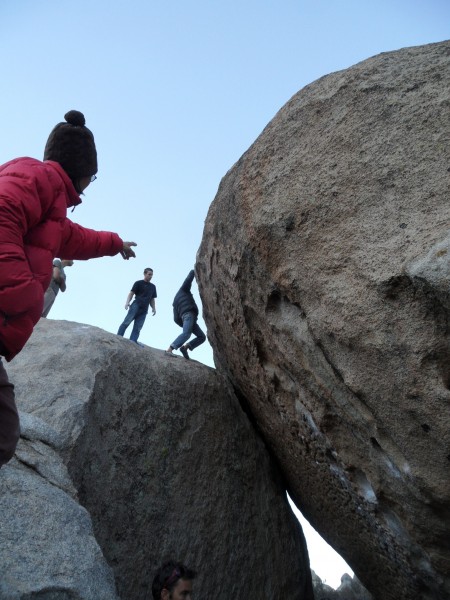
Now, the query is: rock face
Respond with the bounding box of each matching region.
[197,41,450,600]
[0,419,119,600]
[312,571,373,600]
[2,319,313,600]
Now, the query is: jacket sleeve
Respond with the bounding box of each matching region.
[180,270,195,293]
[58,219,123,260]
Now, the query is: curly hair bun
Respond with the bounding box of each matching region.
[64,110,86,127]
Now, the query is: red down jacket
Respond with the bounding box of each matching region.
[0,157,123,361]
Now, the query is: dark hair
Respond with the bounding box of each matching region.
[144,268,153,274]
[152,561,196,600]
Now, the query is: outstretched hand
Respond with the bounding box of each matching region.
[121,241,137,260]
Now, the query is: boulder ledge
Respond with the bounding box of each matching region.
[3,319,313,600]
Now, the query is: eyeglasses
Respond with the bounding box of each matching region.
[90,175,97,182]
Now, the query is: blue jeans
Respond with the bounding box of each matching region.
[171,311,206,351]
[117,302,148,342]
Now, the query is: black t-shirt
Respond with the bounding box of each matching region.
[131,280,157,309]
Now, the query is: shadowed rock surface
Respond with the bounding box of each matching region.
[197,41,450,600]
[3,319,313,600]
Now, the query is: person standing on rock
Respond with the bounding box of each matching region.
[165,269,206,359]
[41,258,74,317]
[151,561,196,600]
[0,109,137,469]
[117,268,157,345]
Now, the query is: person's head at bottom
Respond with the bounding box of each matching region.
[152,561,196,600]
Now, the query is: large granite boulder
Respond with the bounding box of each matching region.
[3,319,313,600]
[197,41,450,600]
[0,414,119,600]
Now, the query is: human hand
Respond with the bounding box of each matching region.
[125,304,130,310]
[121,241,137,260]
[152,309,156,316]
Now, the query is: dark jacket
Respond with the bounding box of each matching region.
[172,270,198,326]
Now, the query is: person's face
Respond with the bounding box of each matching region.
[78,174,97,193]
[163,578,193,600]
[78,176,92,192]
[144,270,153,282]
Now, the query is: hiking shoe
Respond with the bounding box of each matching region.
[165,350,176,357]
[180,346,190,360]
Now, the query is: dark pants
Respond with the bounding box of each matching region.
[0,359,19,468]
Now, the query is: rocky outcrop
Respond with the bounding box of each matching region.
[0,414,119,600]
[2,319,313,600]
[197,41,450,600]
[312,572,373,600]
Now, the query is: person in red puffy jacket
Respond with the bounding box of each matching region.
[0,110,137,468]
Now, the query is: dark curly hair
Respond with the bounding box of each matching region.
[152,560,196,600]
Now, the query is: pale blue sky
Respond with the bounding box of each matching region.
[1,0,448,587]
